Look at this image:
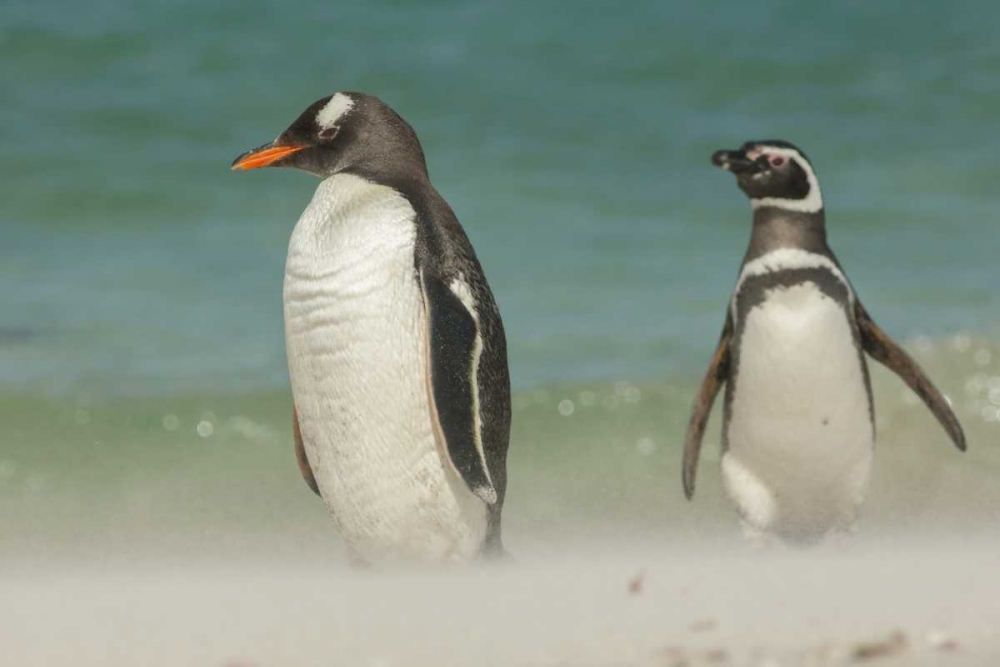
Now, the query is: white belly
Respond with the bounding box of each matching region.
[283,174,486,563]
[723,282,873,539]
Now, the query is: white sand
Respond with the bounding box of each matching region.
[4,535,999,667]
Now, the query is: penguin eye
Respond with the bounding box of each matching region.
[768,155,785,167]
[319,126,339,140]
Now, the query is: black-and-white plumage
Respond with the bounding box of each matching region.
[683,140,965,542]
[232,92,510,563]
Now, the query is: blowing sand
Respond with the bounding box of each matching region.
[4,534,999,667]
[3,353,998,666]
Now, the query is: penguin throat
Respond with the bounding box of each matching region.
[745,208,828,260]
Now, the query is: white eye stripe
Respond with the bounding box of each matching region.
[750,147,824,213]
[316,93,354,130]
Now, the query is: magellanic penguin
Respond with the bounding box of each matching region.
[682,140,966,543]
[231,92,511,564]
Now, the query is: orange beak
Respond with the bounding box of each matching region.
[231,143,307,171]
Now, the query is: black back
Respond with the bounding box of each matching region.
[339,98,511,555]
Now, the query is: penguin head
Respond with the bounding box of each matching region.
[711,140,823,213]
[231,92,427,178]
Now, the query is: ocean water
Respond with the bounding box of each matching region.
[1,0,999,560]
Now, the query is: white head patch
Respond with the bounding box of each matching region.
[749,147,824,214]
[316,93,355,130]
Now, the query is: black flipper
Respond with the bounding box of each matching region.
[293,406,321,496]
[421,271,498,504]
[855,301,966,452]
[682,315,733,499]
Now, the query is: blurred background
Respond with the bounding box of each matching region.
[1,0,998,565]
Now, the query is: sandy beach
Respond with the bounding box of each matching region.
[4,533,999,667]
[3,354,999,666]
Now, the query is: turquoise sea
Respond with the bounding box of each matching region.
[1,0,999,561]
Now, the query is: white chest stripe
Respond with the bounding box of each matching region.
[731,248,853,322]
[750,148,824,214]
[448,277,494,490]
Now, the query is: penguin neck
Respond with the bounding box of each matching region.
[744,207,830,262]
[334,105,431,188]
[336,143,430,192]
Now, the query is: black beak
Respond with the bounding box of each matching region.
[711,148,761,175]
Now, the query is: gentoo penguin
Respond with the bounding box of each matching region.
[231,92,511,564]
[682,139,966,542]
